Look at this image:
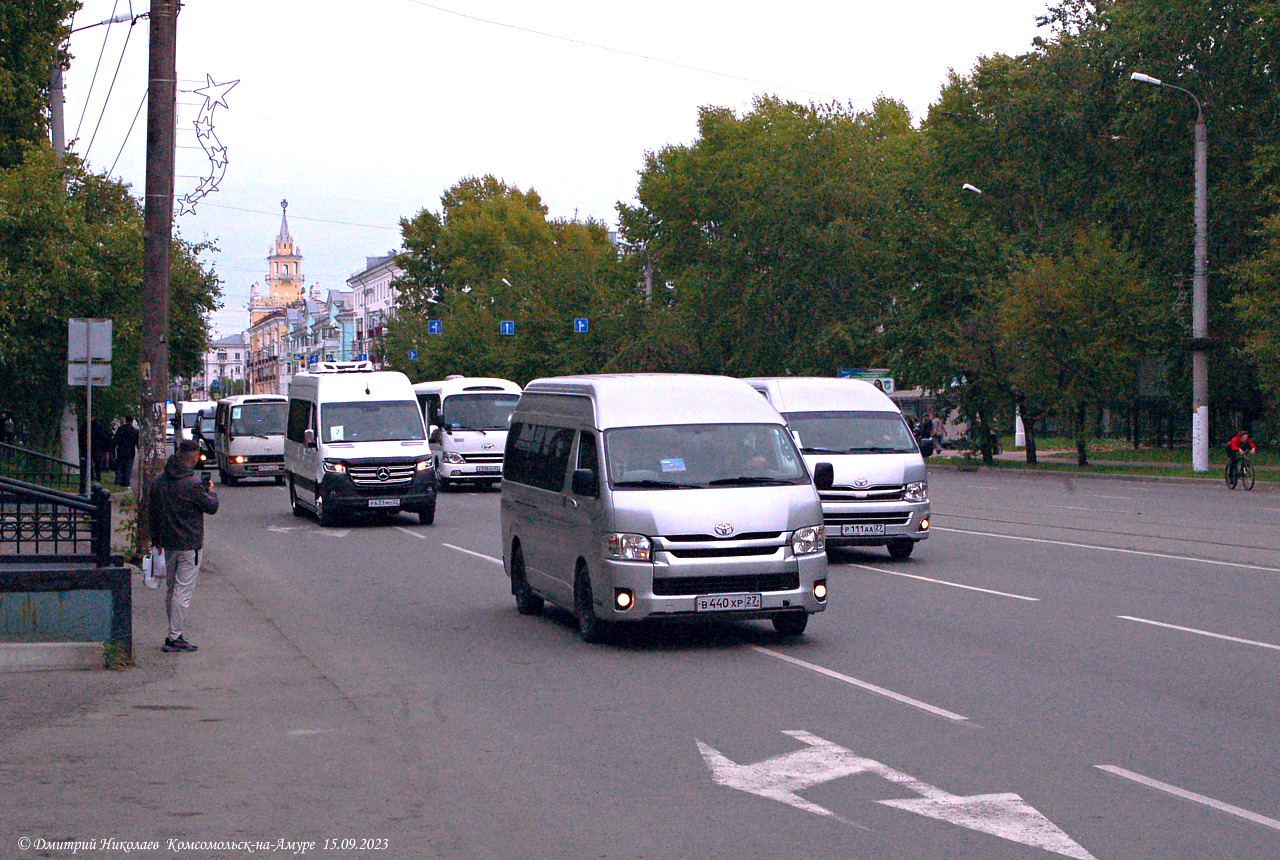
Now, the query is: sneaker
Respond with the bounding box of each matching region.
[162,635,198,652]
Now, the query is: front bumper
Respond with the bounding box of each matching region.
[823,500,930,546]
[318,470,437,514]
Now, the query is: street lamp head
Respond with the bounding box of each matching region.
[1130,71,1162,86]
[961,183,982,195]
[501,278,512,287]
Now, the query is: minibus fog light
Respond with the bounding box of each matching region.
[813,581,828,601]
[791,525,824,555]
[233,455,246,464]
[919,517,930,532]
[614,589,634,610]
[905,481,928,502]
[605,533,651,561]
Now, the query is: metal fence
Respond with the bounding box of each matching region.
[0,442,84,494]
[0,476,113,566]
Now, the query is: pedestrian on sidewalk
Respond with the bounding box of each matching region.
[148,439,219,653]
[111,416,139,488]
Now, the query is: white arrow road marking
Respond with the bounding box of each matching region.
[698,730,1097,859]
[316,529,350,538]
[1097,765,1280,832]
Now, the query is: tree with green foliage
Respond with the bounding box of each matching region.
[0,0,76,170]
[0,145,219,448]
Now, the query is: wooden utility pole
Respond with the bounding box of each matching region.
[137,0,179,554]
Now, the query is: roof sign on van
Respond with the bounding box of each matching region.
[306,360,375,374]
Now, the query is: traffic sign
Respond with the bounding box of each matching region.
[574,318,589,333]
[67,318,113,362]
[408,350,419,361]
[427,320,443,335]
[500,321,515,336]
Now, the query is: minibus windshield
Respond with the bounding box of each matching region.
[605,423,808,489]
[229,402,287,436]
[784,410,918,454]
[440,393,519,431]
[323,401,425,443]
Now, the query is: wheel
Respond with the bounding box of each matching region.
[1225,462,1238,489]
[275,475,285,486]
[510,546,543,616]
[222,469,238,487]
[574,564,608,643]
[289,476,306,517]
[436,470,450,492]
[417,502,436,525]
[887,539,915,559]
[773,611,808,636]
[1242,462,1255,491]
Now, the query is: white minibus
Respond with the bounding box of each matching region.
[413,376,521,490]
[213,394,288,485]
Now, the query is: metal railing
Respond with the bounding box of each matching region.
[0,476,113,566]
[0,442,83,493]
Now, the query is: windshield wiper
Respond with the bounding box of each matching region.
[708,476,793,487]
[849,446,909,454]
[800,446,834,453]
[613,479,701,489]
[449,424,486,434]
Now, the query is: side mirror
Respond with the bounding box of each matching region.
[812,462,834,491]
[304,428,316,448]
[571,468,598,498]
[429,426,442,444]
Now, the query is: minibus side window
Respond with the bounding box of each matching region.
[287,399,312,444]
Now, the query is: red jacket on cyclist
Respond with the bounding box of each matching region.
[1228,431,1256,469]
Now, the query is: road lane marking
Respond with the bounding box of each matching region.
[1118,615,1280,652]
[316,528,350,538]
[748,646,969,722]
[1096,765,1280,832]
[1051,505,1135,514]
[393,526,429,540]
[1095,494,1131,500]
[443,543,503,565]
[850,563,1039,602]
[932,526,1280,573]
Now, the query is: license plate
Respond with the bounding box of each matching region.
[246,465,263,472]
[368,498,400,508]
[476,465,501,473]
[842,523,886,536]
[695,593,762,612]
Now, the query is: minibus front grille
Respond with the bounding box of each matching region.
[461,453,503,464]
[348,463,416,486]
[662,531,782,543]
[243,454,283,464]
[825,511,912,526]
[820,485,905,502]
[652,572,799,596]
[662,545,781,559]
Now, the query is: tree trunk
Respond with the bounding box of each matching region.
[1075,401,1089,467]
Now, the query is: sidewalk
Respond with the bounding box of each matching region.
[1,497,432,854]
[929,446,1280,489]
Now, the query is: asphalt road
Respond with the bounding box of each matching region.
[200,469,1279,860]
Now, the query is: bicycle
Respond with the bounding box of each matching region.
[1225,452,1255,491]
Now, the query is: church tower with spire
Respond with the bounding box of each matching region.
[249,199,307,323]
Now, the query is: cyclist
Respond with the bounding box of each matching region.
[1227,430,1257,481]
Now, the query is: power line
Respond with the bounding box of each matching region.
[108,87,147,176]
[73,0,121,142]
[83,16,138,162]
[196,202,402,232]
[401,0,845,102]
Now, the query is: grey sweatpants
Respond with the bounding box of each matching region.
[164,548,201,640]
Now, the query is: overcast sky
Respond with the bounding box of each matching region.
[61,0,1053,337]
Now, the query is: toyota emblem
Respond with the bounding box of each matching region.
[376,467,391,482]
[852,478,869,488]
[714,523,735,537]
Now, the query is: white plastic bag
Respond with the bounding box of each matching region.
[142,549,166,589]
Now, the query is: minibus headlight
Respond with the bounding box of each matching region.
[791,525,825,556]
[905,481,928,502]
[233,455,246,464]
[415,459,432,472]
[443,452,466,465]
[605,533,651,562]
[322,459,347,474]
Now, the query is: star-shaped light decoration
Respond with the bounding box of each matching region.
[193,74,239,110]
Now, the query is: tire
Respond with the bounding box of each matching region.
[1242,462,1255,491]
[436,470,450,493]
[574,564,608,643]
[887,539,915,559]
[417,502,436,525]
[289,476,306,517]
[223,469,238,487]
[275,476,285,486]
[1225,462,1238,490]
[772,611,808,636]
[510,547,543,616]
[316,494,338,527]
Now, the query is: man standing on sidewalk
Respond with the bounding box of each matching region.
[148,439,219,653]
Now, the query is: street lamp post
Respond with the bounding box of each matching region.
[1130,71,1209,472]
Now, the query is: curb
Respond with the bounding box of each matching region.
[928,460,1280,491]
[0,642,103,672]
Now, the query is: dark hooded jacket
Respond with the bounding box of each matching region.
[149,454,219,550]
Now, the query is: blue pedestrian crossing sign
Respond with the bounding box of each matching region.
[427,320,443,335]
[408,350,419,361]
[500,321,515,336]
[574,318,589,333]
